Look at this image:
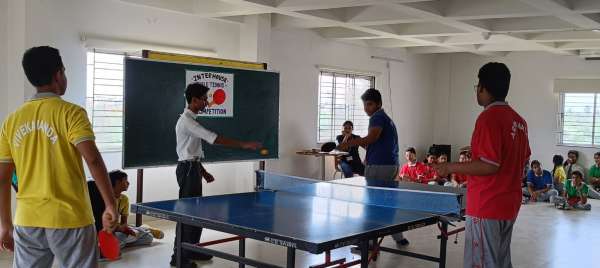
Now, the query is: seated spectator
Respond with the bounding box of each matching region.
[551,171,591,210]
[522,160,558,202]
[446,151,469,187]
[421,153,439,185]
[552,155,566,195]
[564,150,585,180]
[335,121,365,178]
[522,159,530,188]
[398,147,427,183]
[431,154,450,185]
[90,170,164,255]
[588,152,600,192]
[565,150,600,199]
[109,170,164,249]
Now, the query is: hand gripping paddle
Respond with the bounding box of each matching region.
[98,230,120,260]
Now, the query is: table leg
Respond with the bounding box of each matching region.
[239,238,246,268]
[287,247,295,268]
[360,240,369,268]
[321,156,326,180]
[176,222,182,268]
[439,222,448,268]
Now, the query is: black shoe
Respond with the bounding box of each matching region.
[169,259,197,268]
[189,252,213,261]
[396,239,409,246]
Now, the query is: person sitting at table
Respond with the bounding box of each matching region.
[446,151,469,187]
[335,121,365,178]
[435,154,450,184]
[399,147,427,183]
[423,153,444,185]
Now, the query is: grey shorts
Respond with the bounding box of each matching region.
[464,216,515,268]
[13,224,98,268]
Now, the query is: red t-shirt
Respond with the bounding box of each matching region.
[467,102,531,220]
[399,162,427,183]
[422,165,438,184]
[453,173,468,184]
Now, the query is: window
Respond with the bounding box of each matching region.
[86,51,125,152]
[558,92,600,146]
[317,70,375,143]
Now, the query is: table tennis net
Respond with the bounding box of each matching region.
[256,171,462,217]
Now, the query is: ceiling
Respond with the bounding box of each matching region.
[119,0,600,57]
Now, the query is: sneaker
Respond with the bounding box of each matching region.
[141,224,165,239]
[170,259,198,268]
[396,239,410,246]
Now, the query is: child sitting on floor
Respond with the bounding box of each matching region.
[109,170,165,249]
[551,170,591,210]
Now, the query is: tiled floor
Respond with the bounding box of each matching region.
[1,199,598,268]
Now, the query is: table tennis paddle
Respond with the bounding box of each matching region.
[98,230,120,260]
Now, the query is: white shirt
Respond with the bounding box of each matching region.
[175,108,218,161]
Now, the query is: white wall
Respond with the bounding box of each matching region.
[434,52,600,170]
[267,28,437,178]
[2,1,439,208]
[4,0,253,205]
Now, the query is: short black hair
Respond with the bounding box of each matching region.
[109,170,128,187]
[459,151,469,156]
[361,88,382,105]
[342,121,354,128]
[405,147,416,154]
[568,150,579,158]
[478,62,511,101]
[530,160,541,168]
[22,46,64,87]
[185,83,210,104]
[595,152,600,158]
[552,155,564,166]
[572,170,583,179]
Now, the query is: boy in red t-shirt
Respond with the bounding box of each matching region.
[447,151,470,187]
[434,62,530,268]
[398,147,427,183]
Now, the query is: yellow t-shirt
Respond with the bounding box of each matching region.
[116,194,129,217]
[554,166,567,184]
[0,93,95,228]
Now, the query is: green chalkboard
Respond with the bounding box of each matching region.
[123,58,279,168]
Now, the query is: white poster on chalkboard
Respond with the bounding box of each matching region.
[186,70,234,117]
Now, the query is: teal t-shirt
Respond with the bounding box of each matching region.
[11,171,17,188]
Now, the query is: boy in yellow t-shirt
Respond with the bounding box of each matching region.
[0,46,118,268]
[107,170,163,250]
[552,155,567,195]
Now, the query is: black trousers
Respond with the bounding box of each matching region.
[172,161,204,261]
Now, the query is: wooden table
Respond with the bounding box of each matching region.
[296,150,349,180]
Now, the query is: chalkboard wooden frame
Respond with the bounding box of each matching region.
[122,57,280,169]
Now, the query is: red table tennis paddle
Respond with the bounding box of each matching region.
[98,230,120,260]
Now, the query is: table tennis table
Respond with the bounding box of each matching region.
[131,171,466,268]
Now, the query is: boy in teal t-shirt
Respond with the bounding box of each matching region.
[552,170,591,210]
[11,171,18,192]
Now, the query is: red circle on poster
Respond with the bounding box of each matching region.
[213,89,226,105]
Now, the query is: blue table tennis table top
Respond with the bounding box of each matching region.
[131,171,464,253]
